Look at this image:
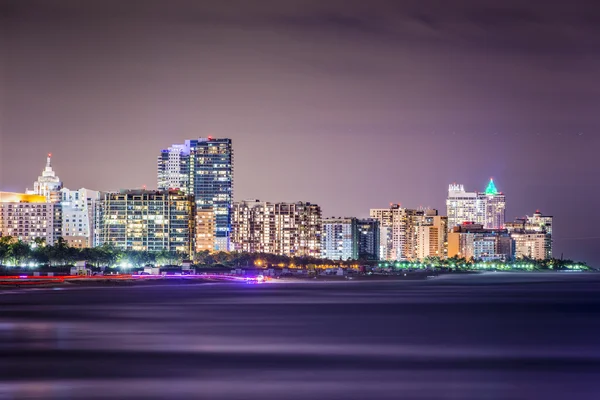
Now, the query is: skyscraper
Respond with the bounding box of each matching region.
[446,179,505,230]
[158,138,233,251]
[27,154,63,203]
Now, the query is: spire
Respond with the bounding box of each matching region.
[46,153,52,168]
[485,178,498,195]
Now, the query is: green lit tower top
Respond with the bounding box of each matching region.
[485,178,499,195]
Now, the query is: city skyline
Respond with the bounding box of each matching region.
[0,150,584,262]
[2,0,599,265]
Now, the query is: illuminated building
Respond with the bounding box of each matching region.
[447,223,513,261]
[415,214,448,260]
[446,179,505,230]
[321,217,359,261]
[231,200,321,257]
[60,188,100,248]
[96,190,195,255]
[357,218,380,261]
[370,205,435,261]
[26,154,63,203]
[506,211,553,259]
[158,138,233,251]
[195,208,215,253]
[0,192,58,244]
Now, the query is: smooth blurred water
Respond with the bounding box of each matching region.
[1,272,600,399]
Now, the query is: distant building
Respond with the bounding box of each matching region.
[96,190,195,255]
[415,214,448,260]
[447,223,513,261]
[321,217,359,261]
[357,218,380,261]
[60,188,100,248]
[158,138,233,251]
[506,211,553,259]
[195,208,215,253]
[26,154,63,203]
[446,179,505,230]
[0,192,58,244]
[370,205,438,261]
[231,200,321,257]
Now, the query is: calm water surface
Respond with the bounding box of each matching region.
[1,272,600,399]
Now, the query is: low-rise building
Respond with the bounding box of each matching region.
[96,189,195,255]
[447,222,513,261]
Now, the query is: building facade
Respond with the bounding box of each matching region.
[506,211,553,259]
[158,138,233,251]
[60,188,100,248]
[26,154,63,203]
[231,200,321,257]
[357,218,380,261]
[321,217,359,261]
[0,192,58,244]
[446,180,505,230]
[96,190,195,255]
[447,223,513,261]
[414,215,448,260]
[370,206,437,261]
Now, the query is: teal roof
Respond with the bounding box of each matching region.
[485,179,499,195]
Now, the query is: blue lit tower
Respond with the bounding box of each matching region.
[158,137,233,251]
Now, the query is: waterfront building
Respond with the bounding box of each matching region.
[231,200,321,257]
[96,190,195,255]
[446,179,505,230]
[59,188,100,248]
[357,218,380,261]
[447,222,513,261]
[195,208,215,253]
[158,138,233,251]
[370,205,435,261]
[506,211,553,259]
[26,154,63,203]
[321,217,359,261]
[0,192,58,244]
[415,214,448,260]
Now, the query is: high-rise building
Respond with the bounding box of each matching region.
[96,190,195,255]
[482,179,506,230]
[370,205,434,261]
[357,218,380,261]
[0,192,58,245]
[59,188,100,248]
[27,154,63,203]
[321,217,359,261]
[506,211,553,259]
[446,179,505,230]
[447,223,513,261]
[158,138,233,251]
[157,144,191,191]
[231,200,321,257]
[415,214,448,260]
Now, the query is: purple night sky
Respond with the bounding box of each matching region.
[1,0,599,263]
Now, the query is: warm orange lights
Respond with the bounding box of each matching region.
[0,192,47,203]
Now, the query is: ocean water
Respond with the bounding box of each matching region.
[1,272,600,399]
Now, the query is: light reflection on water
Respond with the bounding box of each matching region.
[1,273,600,399]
